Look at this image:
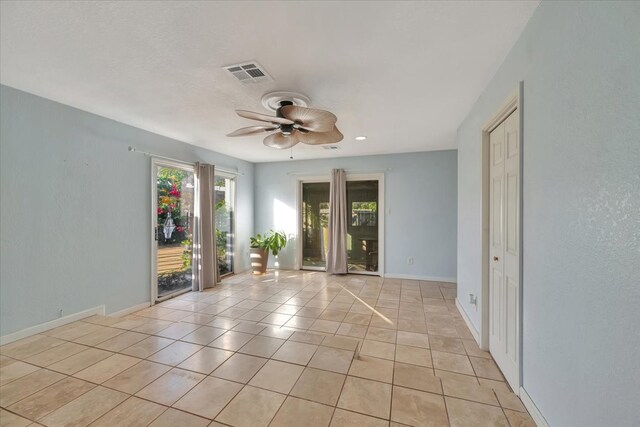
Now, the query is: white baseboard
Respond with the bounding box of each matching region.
[0,305,106,346]
[455,298,481,344]
[228,266,252,276]
[519,386,549,427]
[227,267,251,278]
[454,299,548,427]
[108,301,151,318]
[384,273,457,283]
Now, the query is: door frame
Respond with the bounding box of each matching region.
[480,82,523,392]
[295,173,385,276]
[150,157,196,304]
[214,170,237,277]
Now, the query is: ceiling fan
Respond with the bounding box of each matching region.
[226,92,343,150]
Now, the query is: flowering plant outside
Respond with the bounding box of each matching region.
[157,168,191,244]
[168,183,181,198]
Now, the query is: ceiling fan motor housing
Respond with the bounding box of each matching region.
[277,100,295,134]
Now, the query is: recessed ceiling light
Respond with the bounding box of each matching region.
[355,136,367,141]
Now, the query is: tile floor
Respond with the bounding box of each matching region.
[0,270,536,426]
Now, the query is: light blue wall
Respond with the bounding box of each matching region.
[0,85,254,336]
[457,2,640,426]
[254,151,457,280]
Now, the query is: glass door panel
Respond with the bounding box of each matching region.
[301,182,330,269]
[155,165,195,299]
[347,180,379,272]
[215,175,235,277]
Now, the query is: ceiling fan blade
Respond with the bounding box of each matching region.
[263,132,300,149]
[280,105,337,132]
[297,126,344,145]
[236,110,294,125]
[226,125,278,137]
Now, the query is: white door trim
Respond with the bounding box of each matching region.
[296,173,385,276]
[480,82,524,392]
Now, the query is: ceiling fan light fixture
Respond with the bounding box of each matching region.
[280,123,294,136]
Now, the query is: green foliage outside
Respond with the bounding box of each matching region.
[216,191,232,275]
[352,201,377,211]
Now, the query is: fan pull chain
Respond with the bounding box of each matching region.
[290,140,294,160]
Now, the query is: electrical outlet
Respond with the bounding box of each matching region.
[407,257,414,265]
[469,294,477,305]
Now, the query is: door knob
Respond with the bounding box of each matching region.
[493,256,499,261]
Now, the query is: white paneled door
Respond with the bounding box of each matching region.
[489,108,520,390]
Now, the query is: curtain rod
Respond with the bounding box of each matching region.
[286,168,391,176]
[128,146,244,176]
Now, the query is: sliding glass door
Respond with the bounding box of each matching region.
[153,161,195,300]
[346,180,379,272]
[301,182,330,269]
[215,174,235,277]
[300,177,381,274]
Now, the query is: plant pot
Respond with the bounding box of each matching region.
[250,247,269,275]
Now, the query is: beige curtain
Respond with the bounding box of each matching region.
[327,168,348,274]
[193,163,218,291]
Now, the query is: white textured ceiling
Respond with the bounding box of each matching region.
[0,1,539,162]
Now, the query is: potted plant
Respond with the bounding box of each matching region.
[250,230,287,275]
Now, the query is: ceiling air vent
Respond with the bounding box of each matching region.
[223,61,272,84]
[322,146,340,150]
